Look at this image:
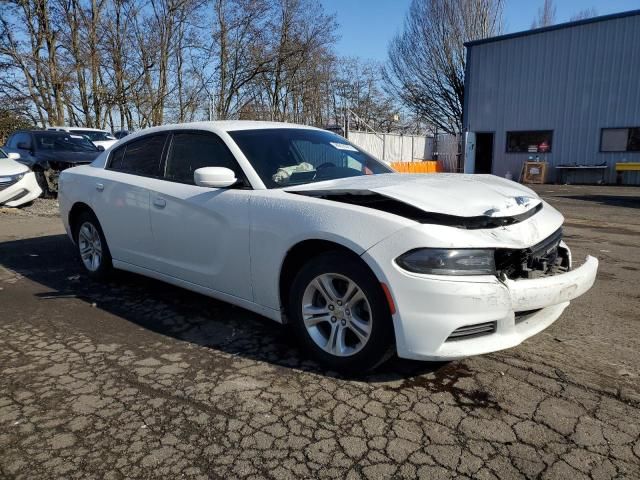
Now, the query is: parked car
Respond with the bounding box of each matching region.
[47,126,118,150]
[113,130,130,140]
[0,147,42,207]
[58,121,598,372]
[4,130,104,197]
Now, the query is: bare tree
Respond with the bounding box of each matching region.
[259,0,337,121]
[210,0,274,119]
[531,0,556,28]
[570,7,597,22]
[385,0,504,135]
[0,0,398,132]
[0,0,67,126]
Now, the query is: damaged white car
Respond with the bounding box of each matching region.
[58,122,598,372]
[0,148,42,207]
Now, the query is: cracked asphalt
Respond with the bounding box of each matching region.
[1,185,639,479]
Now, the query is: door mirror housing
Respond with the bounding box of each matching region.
[7,152,20,160]
[97,145,105,152]
[194,167,237,188]
[17,142,31,151]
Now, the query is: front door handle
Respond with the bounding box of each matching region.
[153,197,166,208]
[96,183,104,192]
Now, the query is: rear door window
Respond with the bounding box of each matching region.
[109,134,168,177]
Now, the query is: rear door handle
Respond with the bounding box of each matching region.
[153,197,166,208]
[96,183,104,192]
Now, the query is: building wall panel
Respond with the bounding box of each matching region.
[465,13,640,183]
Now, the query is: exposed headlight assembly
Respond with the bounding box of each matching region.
[396,248,496,275]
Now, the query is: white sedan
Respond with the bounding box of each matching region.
[47,127,118,150]
[0,148,42,207]
[58,121,598,372]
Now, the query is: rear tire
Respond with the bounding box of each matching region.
[73,210,113,280]
[288,251,395,374]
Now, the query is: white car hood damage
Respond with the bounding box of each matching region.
[285,173,541,221]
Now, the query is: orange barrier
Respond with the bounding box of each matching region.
[390,161,442,173]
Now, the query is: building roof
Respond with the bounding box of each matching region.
[465,8,640,48]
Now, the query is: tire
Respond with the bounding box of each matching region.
[288,251,395,374]
[73,210,113,280]
[34,170,53,199]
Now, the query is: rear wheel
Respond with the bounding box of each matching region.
[74,211,113,280]
[288,252,395,373]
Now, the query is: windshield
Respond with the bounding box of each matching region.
[0,148,7,159]
[35,133,99,152]
[229,128,392,188]
[70,129,115,142]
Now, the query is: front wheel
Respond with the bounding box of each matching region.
[288,252,395,373]
[74,211,113,280]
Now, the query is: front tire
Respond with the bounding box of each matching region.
[74,211,113,280]
[288,251,395,373]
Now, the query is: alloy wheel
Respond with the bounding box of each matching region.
[78,221,103,272]
[301,273,372,357]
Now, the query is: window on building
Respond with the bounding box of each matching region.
[601,128,640,152]
[506,131,553,153]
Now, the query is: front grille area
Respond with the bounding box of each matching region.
[446,321,497,341]
[495,228,569,279]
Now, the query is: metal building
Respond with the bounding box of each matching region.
[463,10,640,184]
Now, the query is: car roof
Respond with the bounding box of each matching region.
[109,120,327,146]
[128,120,324,136]
[13,130,68,135]
[48,126,109,132]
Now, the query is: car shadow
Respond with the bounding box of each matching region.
[563,195,640,209]
[0,233,450,384]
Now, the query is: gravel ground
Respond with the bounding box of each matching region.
[0,185,639,479]
[0,198,60,217]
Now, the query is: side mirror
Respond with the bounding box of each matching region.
[17,142,31,151]
[194,167,237,188]
[7,152,20,160]
[97,145,105,152]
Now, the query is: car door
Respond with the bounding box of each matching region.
[146,130,253,300]
[90,134,168,269]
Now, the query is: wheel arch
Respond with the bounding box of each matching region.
[68,202,95,241]
[278,239,384,321]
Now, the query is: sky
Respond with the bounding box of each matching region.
[319,0,640,62]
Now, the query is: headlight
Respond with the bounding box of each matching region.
[395,249,496,275]
[0,172,26,183]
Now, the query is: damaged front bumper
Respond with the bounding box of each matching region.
[379,253,597,361]
[363,216,599,360]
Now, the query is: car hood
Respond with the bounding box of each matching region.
[0,158,29,176]
[285,173,541,219]
[37,149,102,164]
